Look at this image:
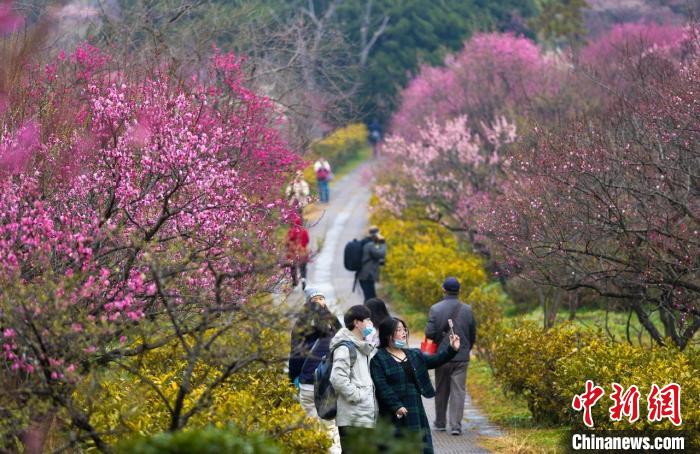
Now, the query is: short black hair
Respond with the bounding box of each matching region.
[344,304,372,330]
[378,317,409,349]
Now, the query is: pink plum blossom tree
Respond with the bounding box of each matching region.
[484,25,699,349]
[0,41,299,449]
[378,24,698,348]
[389,32,560,142]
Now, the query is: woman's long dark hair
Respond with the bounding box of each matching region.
[364,297,390,327]
[377,317,409,349]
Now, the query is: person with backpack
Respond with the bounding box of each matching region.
[285,170,311,215]
[357,226,387,301]
[286,214,309,288]
[329,305,377,452]
[424,277,477,436]
[289,287,342,453]
[313,156,332,203]
[371,317,460,454]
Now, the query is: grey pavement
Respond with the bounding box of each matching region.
[304,162,373,315]
[301,159,501,453]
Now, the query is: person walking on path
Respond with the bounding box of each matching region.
[424,277,477,436]
[371,317,460,454]
[288,287,342,453]
[357,226,387,301]
[285,171,311,216]
[368,119,382,158]
[329,305,377,452]
[313,156,332,203]
[286,214,310,288]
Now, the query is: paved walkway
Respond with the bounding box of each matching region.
[302,159,501,453]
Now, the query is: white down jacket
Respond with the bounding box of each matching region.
[329,328,377,428]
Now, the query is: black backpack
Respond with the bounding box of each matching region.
[314,341,357,420]
[344,238,370,272]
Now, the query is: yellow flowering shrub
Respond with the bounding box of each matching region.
[311,123,368,166]
[492,321,699,446]
[556,340,700,446]
[370,201,507,362]
[304,123,369,184]
[373,215,488,311]
[76,323,331,453]
[466,283,507,366]
[368,197,700,445]
[493,322,596,424]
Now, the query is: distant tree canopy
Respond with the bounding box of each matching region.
[16,0,607,132]
[335,0,541,123]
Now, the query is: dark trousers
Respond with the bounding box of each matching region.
[338,426,375,453]
[434,361,468,432]
[358,279,376,301]
[288,262,307,287]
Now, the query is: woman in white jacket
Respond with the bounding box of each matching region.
[330,304,377,452]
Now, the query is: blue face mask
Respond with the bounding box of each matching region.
[361,326,375,338]
[393,339,407,349]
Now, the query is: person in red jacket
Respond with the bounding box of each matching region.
[287,214,310,288]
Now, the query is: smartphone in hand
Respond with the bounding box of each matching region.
[448,318,455,337]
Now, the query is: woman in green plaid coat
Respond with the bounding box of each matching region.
[370,317,460,454]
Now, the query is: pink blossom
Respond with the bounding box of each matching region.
[0,44,296,386]
[0,0,24,34]
[391,33,558,141]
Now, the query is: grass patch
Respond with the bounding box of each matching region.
[330,145,372,183]
[468,358,569,453]
[478,429,568,454]
[508,306,674,348]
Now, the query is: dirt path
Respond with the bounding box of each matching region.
[302,159,501,453]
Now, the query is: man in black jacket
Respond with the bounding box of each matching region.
[357,226,387,301]
[424,277,477,436]
[288,287,342,453]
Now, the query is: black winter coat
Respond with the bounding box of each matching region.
[370,347,457,454]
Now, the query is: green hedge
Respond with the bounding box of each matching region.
[118,425,281,453]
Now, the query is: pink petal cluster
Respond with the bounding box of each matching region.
[379,23,699,337]
[0,0,23,34]
[0,45,299,376]
[390,33,558,142]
